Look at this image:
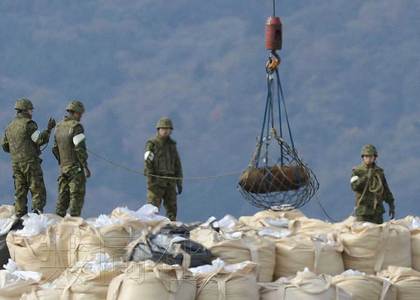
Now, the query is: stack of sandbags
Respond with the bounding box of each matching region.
[6,214,64,280]
[395,216,420,271]
[21,253,124,300]
[379,266,420,300]
[191,218,275,282]
[191,259,259,300]
[239,209,304,229]
[260,268,351,300]
[0,205,17,268]
[0,259,41,300]
[332,270,397,300]
[340,221,411,274]
[273,233,345,279]
[107,261,196,300]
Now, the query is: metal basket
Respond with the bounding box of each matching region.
[238,60,319,209]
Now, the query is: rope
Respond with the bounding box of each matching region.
[275,69,296,151]
[316,195,338,223]
[356,169,384,209]
[254,54,295,167]
[255,74,273,168]
[87,149,242,181]
[272,0,276,16]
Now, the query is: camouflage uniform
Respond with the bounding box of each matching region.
[144,118,183,221]
[1,99,52,217]
[351,145,395,224]
[52,101,88,217]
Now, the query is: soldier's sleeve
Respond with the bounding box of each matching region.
[73,124,88,169]
[174,147,183,186]
[144,140,155,176]
[27,120,50,147]
[382,173,395,210]
[350,168,369,192]
[1,133,9,153]
[52,135,60,164]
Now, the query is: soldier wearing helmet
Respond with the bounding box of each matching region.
[350,144,395,224]
[52,100,90,217]
[144,117,183,221]
[1,98,56,218]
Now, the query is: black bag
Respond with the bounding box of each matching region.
[0,234,10,269]
[129,232,214,268]
[0,219,23,269]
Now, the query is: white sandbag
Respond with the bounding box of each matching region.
[0,219,15,237]
[333,270,396,300]
[22,253,123,300]
[192,260,259,300]
[289,217,334,236]
[6,217,66,281]
[107,261,196,300]
[395,216,420,271]
[257,227,291,239]
[0,206,16,236]
[20,286,60,300]
[274,234,344,279]
[333,216,357,231]
[239,209,304,229]
[191,227,275,282]
[15,214,60,237]
[111,204,169,228]
[408,222,420,272]
[260,268,351,300]
[201,215,251,234]
[57,216,143,266]
[211,215,240,230]
[379,266,420,300]
[340,222,411,274]
[0,259,41,300]
[239,214,332,237]
[0,207,17,268]
[0,206,15,220]
[87,215,146,260]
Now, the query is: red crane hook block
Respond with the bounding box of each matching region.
[265,16,282,51]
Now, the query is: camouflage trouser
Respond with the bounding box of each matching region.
[11,160,46,217]
[356,214,384,224]
[56,167,86,217]
[147,178,177,221]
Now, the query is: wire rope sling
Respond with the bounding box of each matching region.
[238,0,319,210]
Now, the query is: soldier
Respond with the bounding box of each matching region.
[52,100,90,217]
[350,144,395,224]
[144,117,183,221]
[1,98,56,218]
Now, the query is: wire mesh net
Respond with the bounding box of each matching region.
[238,58,319,209]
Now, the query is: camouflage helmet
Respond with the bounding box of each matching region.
[361,144,378,157]
[14,98,34,111]
[66,100,85,114]
[156,117,173,129]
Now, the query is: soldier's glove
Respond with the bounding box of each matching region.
[47,118,56,132]
[177,183,183,195]
[389,208,395,219]
[84,167,91,178]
